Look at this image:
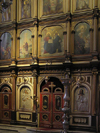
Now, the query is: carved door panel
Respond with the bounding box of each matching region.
[53,88,64,129]
[40,82,51,128]
[40,81,64,129]
[0,87,12,123]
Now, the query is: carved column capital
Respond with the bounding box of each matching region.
[11,37,13,41]
[33,21,38,27]
[31,35,34,38]
[39,34,42,37]
[71,30,75,34]
[10,70,17,78]
[89,28,93,32]
[98,27,100,31]
[66,15,71,22]
[92,68,98,75]
[93,8,99,18]
[32,69,38,77]
[17,37,20,40]
[63,31,67,35]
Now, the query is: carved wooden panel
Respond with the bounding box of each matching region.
[0,86,12,122]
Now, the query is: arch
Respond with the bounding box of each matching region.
[42,87,50,92]
[0,32,12,38]
[39,75,63,86]
[41,25,64,33]
[20,29,32,35]
[74,21,90,29]
[40,76,64,92]
[0,84,12,92]
[54,87,62,93]
[71,83,91,114]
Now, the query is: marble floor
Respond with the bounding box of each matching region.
[0,124,97,133]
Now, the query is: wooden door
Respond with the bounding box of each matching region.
[40,81,64,129]
[0,86,12,123]
[40,82,51,128]
[53,88,64,129]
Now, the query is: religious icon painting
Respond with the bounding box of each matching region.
[3,94,9,109]
[2,6,11,22]
[20,87,32,110]
[20,29,32,58]
[74,22,90,55]
[55,95,62,111]
[76,0,89,10]
[0,32,11,60]
[42,95,49,111]
[43,0,63,15]
[74,86,89,112]
[41,26,64,56]
[21,0,31,19]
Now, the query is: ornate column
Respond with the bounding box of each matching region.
[30,66,39,126]
[32,69,38,112]
[94,0,98,8]
[11,37,16,65]
[67,18,71,54]
[33,22,38,57]
[61,71,73,133]
[31,35,34,57]
[38,34,42,57]
[71,30,75,55]
[33,69,38,127]
[89,28,93,53]
[92,9,99,61]
[92,68,98,116]
[67,0,71,12]
[10,70,17,124]
[63,31,67,53]
[98,28,100,57]
[17,37,20,58]
[93,16,97,52]
[0,39,1,58]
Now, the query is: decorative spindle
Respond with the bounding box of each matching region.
[61,72,73,133]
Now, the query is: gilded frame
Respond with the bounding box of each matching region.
[16,27,38,60]
[71,83,91,114]
[70,115,91,127]
[38,23,66,58]
[3,94,9,109]
[71,0,93,13]
[71,20,93,56]
[0,0,16,24]
[42,95,49,111]
[17,0,37,23]
[55,95,62,111]
[38,0,67,19]
[16,77,33,111]
[17,112,32,122]
[0,29,16,66]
